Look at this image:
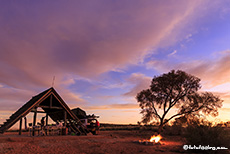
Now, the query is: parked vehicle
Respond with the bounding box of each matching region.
[80,115,100,135]
[71,108,100,135]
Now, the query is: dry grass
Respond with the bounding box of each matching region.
[0,130,186,154]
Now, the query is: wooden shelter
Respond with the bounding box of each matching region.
[0,87,87,135]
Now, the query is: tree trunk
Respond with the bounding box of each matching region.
[157,121,164,134]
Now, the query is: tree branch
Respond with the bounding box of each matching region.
[164,87,173,113]
[164,104,205,125]
[151,101,161,120]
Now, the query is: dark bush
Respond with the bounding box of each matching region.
[184,120,230,154]
[163,124,184,136]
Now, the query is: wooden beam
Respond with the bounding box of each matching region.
[32,108,37,136]
[48,110,63,115]
[39,105,62,109]
[52,94,70,114]
[50,95,52,108]
[45,113,48,135]
[22,89,52,118]
[2,91,52,134]
[64,111,67,127]
[24,117,27,130]
[31,110,46,113]
[63,111,67,135]
[46,113,48,126]
[52,93,86,134]
[19,117,22,135]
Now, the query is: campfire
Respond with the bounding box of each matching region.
[149,134,162,143]
[134,134,162,145]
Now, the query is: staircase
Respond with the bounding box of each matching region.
[0,89,51,134]
[0,113,23,134]
[70,119,87,135]
[0,100,35,134]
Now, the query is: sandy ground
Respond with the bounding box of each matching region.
[0,130,189,154]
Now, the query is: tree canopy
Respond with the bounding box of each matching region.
[136,70,223,133]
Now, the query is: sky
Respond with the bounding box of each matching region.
[0,0,230,126]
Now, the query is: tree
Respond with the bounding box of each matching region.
[136,70,223,133]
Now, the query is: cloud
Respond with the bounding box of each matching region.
[110,103,139,109]
[0,85,86,112]
[0,87,37,111]
[57,89,87,106]
[181,54,230,88]
[96,82,129,90]
[146,60,169,72]
[1,1,229,121]
[146,50,230,88]
[123,73,151,97]
[168,50,177,57]
[145,52,230,116]
[0,0,208,90]
[84,103,138,110]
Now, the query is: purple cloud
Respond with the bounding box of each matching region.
[0,0,206,89]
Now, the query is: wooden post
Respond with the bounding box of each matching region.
[50,95,52,108]
[46,113,48,126]
[19,117,22,135]
[24,117,27,130]
[63,111,67,135]
[32,108,37,136]
[45,113,48,135]
[64,111,67,127]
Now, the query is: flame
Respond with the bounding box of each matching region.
[149,134,162,143]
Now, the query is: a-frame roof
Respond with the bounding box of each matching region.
[0,87,86,134]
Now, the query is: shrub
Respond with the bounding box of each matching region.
[184,120,230,154]
[163,125,184,136]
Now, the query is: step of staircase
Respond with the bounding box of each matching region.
[0,127,4,131]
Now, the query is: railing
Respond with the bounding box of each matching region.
[28,125,67,136]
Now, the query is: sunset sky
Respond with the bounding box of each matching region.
[0,1,230,126]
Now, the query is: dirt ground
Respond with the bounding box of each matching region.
[0,130,189,154]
